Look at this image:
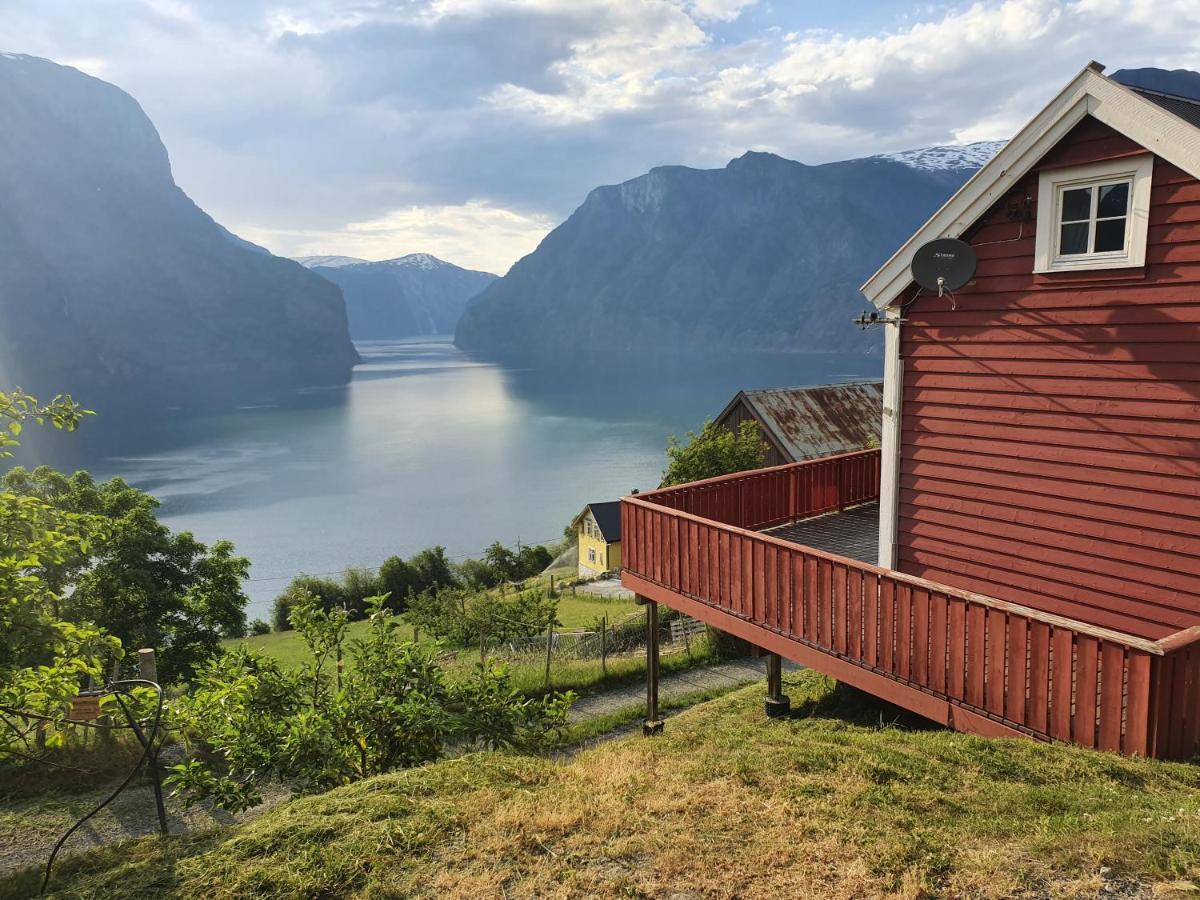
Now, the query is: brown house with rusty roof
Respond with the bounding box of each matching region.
[713,381,882,467]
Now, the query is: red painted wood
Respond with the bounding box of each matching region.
[864,572,880,668]
[986,609,1007,717]
[897,584,913,681]
[880,579,895,673]
[913,588,930,687]
[804,556,818,642]
[1051,628,1074,742]
[1007,616,1028,726]
[845,568,860,658]
[966,603,985,707]
[897,132,1200,643]
[1125,651,1152,756]
[1028,621,1050,734]
[834,563,848,655]
[948,598,966,700]
[1075,636,1100,749]
[1099,642,1125,753]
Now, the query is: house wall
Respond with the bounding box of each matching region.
[577,512,619,575]
[895,116,1200,640]
[715,399,789,467]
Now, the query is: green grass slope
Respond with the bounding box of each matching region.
[10,671,1200,898]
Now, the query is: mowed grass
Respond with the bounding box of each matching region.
[13,670,1200,899]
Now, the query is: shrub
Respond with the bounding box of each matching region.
[249,619,271,636]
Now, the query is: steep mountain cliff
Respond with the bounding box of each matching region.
[455,145,997,356]
[296,253,496,339]
[0,53,358,405]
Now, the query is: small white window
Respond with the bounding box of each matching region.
[1034,155,1153,273]
[588,548,596,563]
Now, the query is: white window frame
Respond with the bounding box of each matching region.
[1034,155,1153,273]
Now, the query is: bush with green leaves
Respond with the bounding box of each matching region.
[168,593,573,811]
[404,585,558,650]
[0,390,123,759]
[249,619,271,636]
[662,418,769,487]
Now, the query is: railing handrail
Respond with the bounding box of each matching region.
[636,448,881,502]
[1155,625,1200,654]
[621,493,1168,656]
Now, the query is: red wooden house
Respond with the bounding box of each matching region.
[621,63,1200,758]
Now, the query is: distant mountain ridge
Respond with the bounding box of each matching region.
[455,145,992,357]
[0,53,358,405]
[297,253,496,339]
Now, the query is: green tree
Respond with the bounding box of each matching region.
[378,555,418,609]
[2,466,249,681]
[484,541,519,582]
[0,390,119,757]
[409,546,454,593]
[662,418,769,487]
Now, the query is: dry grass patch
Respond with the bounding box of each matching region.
[6,670,1200,899]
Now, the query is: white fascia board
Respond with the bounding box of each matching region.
[861,66,1200,310]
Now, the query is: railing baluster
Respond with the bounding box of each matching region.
[1006,616,1028,726]
[1124,650,1151,755]
[913,588,930,687]
[966,604,985,708]
[1075,636,1100,749]
[881,580,895,674]
[863,572,880,668]
[930,593,948,694]
[1098,642,1125,752]
[897,584,913,681]
[1051,628,1074,742]
[986,609,1007,717]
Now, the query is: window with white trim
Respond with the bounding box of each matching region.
[1034,155,1153,273]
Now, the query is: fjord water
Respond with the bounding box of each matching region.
[20,339,881,619]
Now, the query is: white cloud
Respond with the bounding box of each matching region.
[237,201,557,274]
[6,0,1200,273]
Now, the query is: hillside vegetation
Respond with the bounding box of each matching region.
[12,671,1200,899]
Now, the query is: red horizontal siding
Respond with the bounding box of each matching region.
[897,116,1200,640]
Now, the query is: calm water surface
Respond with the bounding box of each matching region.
[20,339,881,619]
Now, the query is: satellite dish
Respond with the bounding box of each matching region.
[911,238,976,295]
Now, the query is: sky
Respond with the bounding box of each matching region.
[3,0,1200,274]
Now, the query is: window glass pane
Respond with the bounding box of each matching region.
[1059,221,1090,255]
[1061,186,1092,222]
[1094,217,1127,252]
[1097,182,1129,218]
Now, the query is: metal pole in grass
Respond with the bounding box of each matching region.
[544,621,554,689]
[601,615,607,675]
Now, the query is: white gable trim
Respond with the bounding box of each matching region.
[861,65,1200,310]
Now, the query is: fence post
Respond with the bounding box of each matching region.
[137,648,158,684]
[601,615,608,675]
[641,597,663,736]
[544,623,554,689]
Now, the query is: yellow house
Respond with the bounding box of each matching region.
[571,501,622,578]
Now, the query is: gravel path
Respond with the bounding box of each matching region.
[567,657,782,723]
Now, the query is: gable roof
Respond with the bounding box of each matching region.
[573,501,621,542]
[861,63,1200,310]
[716,381,883,462]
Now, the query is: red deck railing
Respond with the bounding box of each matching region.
[621,450,1200,759]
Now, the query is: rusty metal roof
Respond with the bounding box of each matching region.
[718,381,883,462]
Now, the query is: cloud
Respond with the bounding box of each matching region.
[2,0,1200,271]
[237,200,557,274]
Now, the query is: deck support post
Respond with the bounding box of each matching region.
[638,594,664,736]
[765,652,790,718]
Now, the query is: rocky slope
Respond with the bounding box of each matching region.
[0,53,358,406]
[455,145,998,356]
[297,253,496,339]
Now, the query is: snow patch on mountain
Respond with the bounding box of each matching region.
[383,252,446,271]
[875,140,1006,172]
[294,255,367,269]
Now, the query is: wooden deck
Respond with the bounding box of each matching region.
[767,502,878,565]
[621,450,1200,759]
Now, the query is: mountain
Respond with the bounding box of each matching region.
[874,140,1005,174]
[297,253,497,339]
[454,146,993,357]
[0,53,358,406]
[1111,67,1200,101]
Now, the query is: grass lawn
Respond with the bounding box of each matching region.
[11,670,1200,899]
